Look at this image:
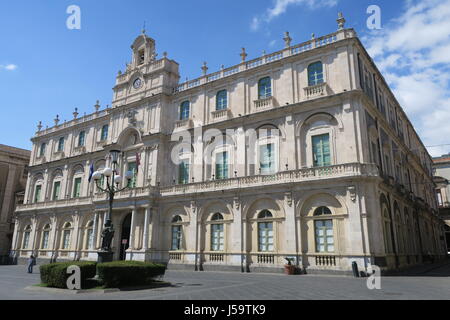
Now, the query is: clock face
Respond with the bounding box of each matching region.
[133,78,142,89]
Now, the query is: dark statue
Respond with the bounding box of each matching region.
[100,220,115,251]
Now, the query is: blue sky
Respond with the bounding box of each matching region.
[1,0,449,156]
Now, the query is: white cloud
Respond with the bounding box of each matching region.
[251,0,338,31]
[363,0,450,157]
[0,64,18,71]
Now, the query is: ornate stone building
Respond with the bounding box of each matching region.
[432,154,450,253]
[11,15,447,274]
[0,144,30,263]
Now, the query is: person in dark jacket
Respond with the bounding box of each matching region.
[27,255,35,273]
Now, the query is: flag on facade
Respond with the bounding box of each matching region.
[88,162,94,182]
[136,152,141,172]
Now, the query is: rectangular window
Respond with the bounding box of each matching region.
[215,152,229,180]
[260,144,275,174]
[315,220,334,253]
[34,185,42,203]
[178,160,190,184]
[127,162,137,188]
[101,125,109,141]
[258,222,274,252]
[52,181,61,201]
[57,137,64,152]
[211,224,224,251]
[23,232,30,249]
[78,131,85,147]
[171,225,182,250]
[39,143,46,157]
[62,230,71,249]
[312,134,331,167]
[437,190,443,206]
[73,177,82,198]
[42,231,49,249]
[86,229,94,249]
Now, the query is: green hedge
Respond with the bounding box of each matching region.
[96,261,166,288]
[40,261,97,289]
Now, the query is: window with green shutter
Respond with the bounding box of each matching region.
[258,222,274,252]
[211,224,224,251]
[314,220,334,253]
[52,181,61,200]
[57,137,65,152]
[216,90,227,110]
[101,125,109,141]
[127,162,137,188]
[34,185,42,203]
[171,225,182,250]
[178,160,189,184]
[78,131,85,147]
[73,177,82,198]
[215,152,228,180]
[312,134,331,167]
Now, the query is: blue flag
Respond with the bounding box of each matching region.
[88,162,94,182]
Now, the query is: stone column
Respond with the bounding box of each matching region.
[30,215,38,255]
[50,215,58,257]
[72,212,81,259]
[283,192,296,256]
[129,207,137,250]
[231,197,243,270]
[91,211,99,250]
[143,207,152,251]
[10,218,19,256]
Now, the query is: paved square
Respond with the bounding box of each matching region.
[0,264,449,300]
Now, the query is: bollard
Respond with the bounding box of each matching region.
[352,261,360,278]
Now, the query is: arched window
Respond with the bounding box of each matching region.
[41,224,51,249]
[57,137,65,152]
[78,131,86,147]
[34,184,42,203]
[216,90,227,110]
[257,125,279,175]
[100,124,109,141]
[308,61,324,86]
[171,215,183,250]
[258,77,272,100]
[22,225,32,249]
[39,143,46,157]
[382,209,393,253]
[180,101,190,120]
[257,210,274,252]
[62,222,72,250]
[313,206,334,253]
[85,220,94,250]
[211,213,224,251]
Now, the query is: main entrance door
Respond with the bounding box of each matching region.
[119,213,132,260]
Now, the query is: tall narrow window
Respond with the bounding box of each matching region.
[138,49,145,65]
[260,143,275,174]
[216,90,227,110]
[41,224,51,249]
[85,221,94,249]
[257,210,274,252]
[258,77,272,99]
[73,177,82,198]
[308,61,324,86]
[180,101,190,120]
[34,185,42,203]
[178,160,189,184]
[62,230,71,249]
[100,124,109,141]
[78,131,86,147]
[171,215,183,250]
[57,137,65,152]
[127,162,137,188]
[23,226,31,249]
[39,143,46,157]
[312,134,331,167]
[215,152,229,180]
[52,181,61,201]
[313,206,334,253]
[211,213,224,251]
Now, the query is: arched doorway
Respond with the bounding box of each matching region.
[119,213,132,260]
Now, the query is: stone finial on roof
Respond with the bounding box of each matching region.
[54,115,60,126]
[240,48,247,62]
[337,12,346,30]
[95,100,100,112]
[73,107,79,119]
[283,31,292,48]
[201,61,208,75]
[37,121,43,132]
[163,51,168,58]
[311,33,315,40]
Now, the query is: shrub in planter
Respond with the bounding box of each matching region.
[96,261,166,288]
[39,261,97,289]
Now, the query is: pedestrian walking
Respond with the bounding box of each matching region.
[27,255,35,273]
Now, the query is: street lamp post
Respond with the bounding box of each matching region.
[92,149,134,263]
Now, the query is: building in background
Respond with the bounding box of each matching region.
[11,14,447,274]
[0,144,30,264]
[432,154,450,253]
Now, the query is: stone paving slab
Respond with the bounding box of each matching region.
[0,264,449,300]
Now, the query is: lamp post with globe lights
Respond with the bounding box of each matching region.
[91,149,134,263]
